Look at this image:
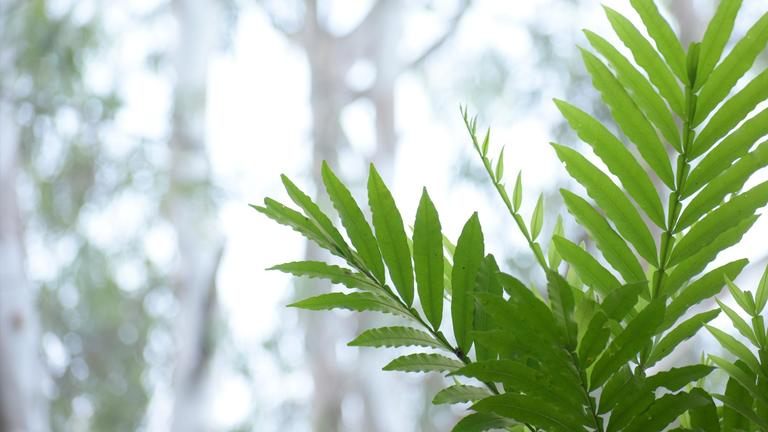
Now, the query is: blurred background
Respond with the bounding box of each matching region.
[1,0,766,431]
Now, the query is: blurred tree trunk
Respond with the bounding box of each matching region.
[0,93,50,432]
[167,0,223,431]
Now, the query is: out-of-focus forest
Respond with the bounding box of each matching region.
[0,0,765,431]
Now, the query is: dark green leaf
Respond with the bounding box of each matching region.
[432,385,490,405]
[603,6,685,115]
[629,0,688,83]
[590,299,665,390]
[645,365,716,392]
[694,12,768,126]
[269,261,378,291]
[546,271,578,350]
[348,326,444,350]
[474,254,502,361]
[413,188,445,329]
[695,0,743,89]
[451,412,512,432]
[368,165,414,305]
[561,190,646,282]
[451,213,485,353]
[471,393,587,432]
[662,260,748,331]
[601,282,644,322]
[688,389,720,432]
[578,311,610,367]
[715,390,768,429]
[321,162,385,281]
[710,356,768,405]
[580,49,675,188]
[647,309,720,367]
[707,325,760,373]
[553,144,657,265]
[623,390,709,432]
[692,68,768,158]
[383,353,464,374]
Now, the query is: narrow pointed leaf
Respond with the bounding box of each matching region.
[513,171,523,212]
[555,100,666,226]
[757,265,768,313]
[553,144,657,264]
[706,325,760,373]
[678,141,768,230]
[714,391,768,429]
[553,236,621,296]
[531,194,545,240]
[288,292,411,320]
[321,162,385,281]
[692,68,768,158]
[348,326,444,350]
[383,353,464,374]
[474,254,502,361]
[603,6,685,115]
[561,190,645,282]
[546,271,578,350]
[696,0,743,89]
[716,298,757,345]
[623,390,709,432]
[669,182,768,266]
[413,188,445,329]
[281,175,350,253]
[269,261,378,291]
[629,0,688,83]
[688,389,720,432]
[645,365,716,392]
[578,311,610,367]
[451,213,485,353]
[710,356,768,405]
[601,282,644,322]
[590,299,665,390]
[252,200,336,253]
[432,385,491,405]
[684,108,768,197]
[580,49,675,188]
[694,12,768,126]
[471,393,587,432]
[368,165,414,305]
[451,413,512,432]
[663,260,748,331]
[647,309,720,367]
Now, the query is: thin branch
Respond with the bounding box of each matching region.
[400,0,472,73]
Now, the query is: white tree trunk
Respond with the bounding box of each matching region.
[168,0,223,431]
[0,92,50,432]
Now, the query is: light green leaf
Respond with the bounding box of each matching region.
[694,12,768,126]
[348,326,444,350]
[695,0,743,89]
[368,165,414,305]
[725,277,756,317]
[580,49,675,188]
[251,200,336,254]
[709,356,768,405]
[647,309,720,367]
[684,108,768,197]
[513,171,523,212]
[706,325,760,374]
[281,175,350,254]
[495,146,505,180]
[716,298,756,345]
[555,100,666,226]
[288,292,411,320]
[432,385,491,405]
[677,141,768,230]
[451,213,485,353]
[603,6,685,115]
[590,299,665,390]
[623,390,709,432]
[471,393,588,432]
[664,215,757,296]
[548,215,565,270]
[321,162,385,281]
[531,193,545,240]
[560,190,645,282]
[601,282,644,322]
[757,265,768,313]
[669,181,768,265]
[553,236,621,296]
[584,30,680,150]
[413,188,445,329]
[692,68,768,158]
[382,353,464,374]
[546,271,578,350]
[662,259,748,331]
[268,261,378,292]
[553,144,658,265]
[629,0,688,83]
